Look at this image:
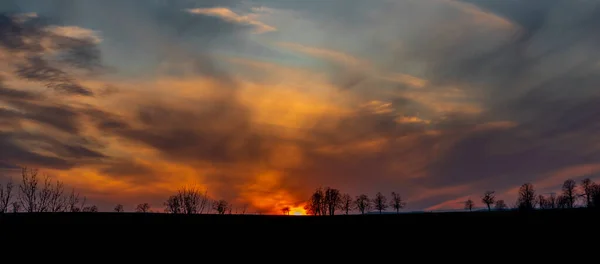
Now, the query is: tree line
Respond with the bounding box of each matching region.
[302,187,406,215]
[0,167,95,213]
[3,167,600,215]
[464,178,600,212]
[0,167,247,214]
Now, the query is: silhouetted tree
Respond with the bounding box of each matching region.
[325,187,342,215]
[464,199,474,212]
[481,191,495,211]
[494,200,507,210]
[340,193,353,215]
[581,178,595,208]
[561,179,577,208]
[0,178,13,213]
[164,195,182,214]
[67,188,81,212]
[212,200,228,214]
[537,194,549,209]
[136,203,151,213]
[49,179,66,212]
[390,192,405,214]
[548,193,557,209]
[373,192,388,214]
[517,183,536,211]
[591,184,600,208]
[114,204,124,212]
[18,167,39,212]
[282,206,290,215]
[557,195,570,209]
[305,188,325,215]
[11,201,20,213]
[36,175,53,212]
[354,194,371,215]
[82,205,98,212]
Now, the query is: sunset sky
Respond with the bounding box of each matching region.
[1,0,600,214]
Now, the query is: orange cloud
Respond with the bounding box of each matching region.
[186,7,276,33]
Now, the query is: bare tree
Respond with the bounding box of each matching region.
[561,179,577,208]
[114,204,124,212]
[464,198,474,212]
[548,193,557,209]
[537,194,548,209]
[67,188,80,212]
[494,200,507,210]
[136,203,151,213]
[49,180,66,212]
[517,183,536,211]
[390,192,405,214]
[557,195,570,209]
[591,184,600,208]
[212,199,228,214]
[282,206,290,215]
[305,188,324,215]
[164,195,182,214]
[0,178,13,213]
[11,201,20,213]
[325,187,342,215]
[19,167,39,212]
[340,193,353,215]
[241,204,248,215]
[354,194,371,215]
[581,178,595,208]
[36,175,52,212]
[373,192,388,214]
[82,205,98,212]
[481,191,495,211]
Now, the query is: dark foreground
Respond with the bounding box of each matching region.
[1,208,598,225]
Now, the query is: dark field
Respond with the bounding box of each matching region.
[1,208,598,226]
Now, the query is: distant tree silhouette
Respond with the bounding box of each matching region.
[494,200,507,210]
[163,186,208,214]
[591,184,600,208]
[324,187,341,215]
[114,204,124,212]
[18,167,39,212]
[464,199,474,212]
[305,187,324,215]
[0,178,14,213]
[212,199,229,214]
[537,194,549,209]
[48,179,66,212]
[11,201,20,213]
[557,195,570,209]
[517,183,536,211]
[373,192,388,214]
[354,194,371,215]
[547,193,557,209]
[164,195,182,214]
[481,191,495,211]
[282,206,290,215]
[561,179,577,208]
[67,188,82,212]
[581,178,595,208]
[340,193,353,215]
[390,192,405,214]
[136,203,151,213]
[82,205,98,212]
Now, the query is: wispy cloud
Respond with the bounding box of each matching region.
[45,26,103,44]
[186,7,276,34]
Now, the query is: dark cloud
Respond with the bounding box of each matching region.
[0,13,103,96]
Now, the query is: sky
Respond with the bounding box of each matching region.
[1,0,600,214]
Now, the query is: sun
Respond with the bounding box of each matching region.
[289,206,307,216]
